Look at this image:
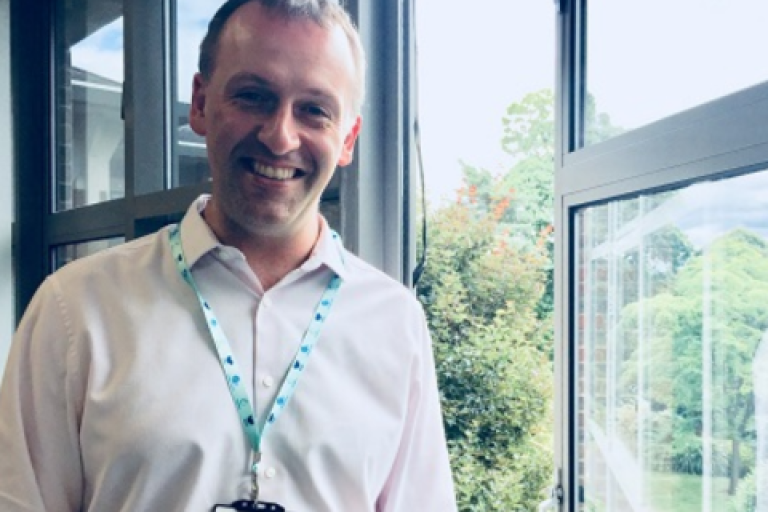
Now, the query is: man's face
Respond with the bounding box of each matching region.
[189,2,361,240]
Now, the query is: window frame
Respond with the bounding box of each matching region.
[554,0,768,508]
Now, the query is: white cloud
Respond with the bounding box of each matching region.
[71,18,124,82]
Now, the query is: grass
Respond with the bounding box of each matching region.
[582,471,740,512]
[646,471,734,512]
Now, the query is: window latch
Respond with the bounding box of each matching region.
[538,469,564,511]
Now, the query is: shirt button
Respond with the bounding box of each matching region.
[261,296,272,308]
[265,467,276,479]
[262,376,274,388]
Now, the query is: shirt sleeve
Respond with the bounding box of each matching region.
[0,277,84,511]
[376,306,458,512]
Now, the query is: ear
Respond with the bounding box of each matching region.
[189,73,208,136]
[337,115,362,167]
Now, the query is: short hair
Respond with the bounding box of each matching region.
[198,0,366,113]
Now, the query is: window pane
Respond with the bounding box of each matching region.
[584,0,768,147]
[172,0,216,188]
[575,169,768,510]
[53,237,125,269]
[54,0,125,211]
[414,1,555,509]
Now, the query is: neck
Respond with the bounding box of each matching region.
[203,207,321,292]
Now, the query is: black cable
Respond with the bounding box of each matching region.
[411,117,428,287]
[410,0,428,288]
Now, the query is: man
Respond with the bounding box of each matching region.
[0,0,457,510]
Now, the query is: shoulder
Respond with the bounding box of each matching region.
[37,228,177,317]
[332,250,429,341]
[51,229,169,287]
[341,250,423,309]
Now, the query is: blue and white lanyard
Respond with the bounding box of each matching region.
[169,225,342,501]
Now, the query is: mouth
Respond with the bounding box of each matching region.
[246,161,306,181]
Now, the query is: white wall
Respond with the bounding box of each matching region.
[0,0,14,373]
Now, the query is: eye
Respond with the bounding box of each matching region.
[234,89,275,109]
[301,103,331,119]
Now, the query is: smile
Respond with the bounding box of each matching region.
[249,162,306,181]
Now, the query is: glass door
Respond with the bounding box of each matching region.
[574,171,768,511]
[555,1,768,510]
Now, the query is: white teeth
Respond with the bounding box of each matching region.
[252,163,295,180]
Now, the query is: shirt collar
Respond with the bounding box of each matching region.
[301,216,348,281]
[178,195,222,268]
[178,194,348,280]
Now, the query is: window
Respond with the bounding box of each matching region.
[558,1,768,510]
[173,0,217,188]
[575,170,768,510]
[53,0,125,210]
[53,237,125,269]
[584,0,768,147]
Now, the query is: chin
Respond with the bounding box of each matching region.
[236,212,295,238]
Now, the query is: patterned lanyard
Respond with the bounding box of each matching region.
[169,225,343,502]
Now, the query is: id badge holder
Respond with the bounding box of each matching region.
[212,499,285,511]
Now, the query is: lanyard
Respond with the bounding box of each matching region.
[169,225,343,501]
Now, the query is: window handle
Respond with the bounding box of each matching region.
[538,469,563,511]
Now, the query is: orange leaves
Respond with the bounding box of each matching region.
[492,197,511,221]
[536,224,555,248]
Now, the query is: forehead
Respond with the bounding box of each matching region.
[213,3,357,99]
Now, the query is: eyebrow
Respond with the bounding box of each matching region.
[227,72,341,110]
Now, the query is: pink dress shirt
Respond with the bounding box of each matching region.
[0,195,457,512]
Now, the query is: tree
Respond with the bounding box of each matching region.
[458,89,556,345]
[459,89,625,336]
[620,229,768,495]
[417,193,554,511]
[672,230,768,493]
[418,88,624,508]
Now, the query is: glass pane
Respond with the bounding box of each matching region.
[53,237,125,269]
[584,0,768,147]
[575,169,768,511]
[172,0,217,188]
[54,0,125,211]
[414,1,556,509]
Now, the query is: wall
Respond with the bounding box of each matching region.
[0,0,13,373]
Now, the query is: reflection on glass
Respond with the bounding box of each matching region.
[575,169,768,511]
[53,237,125,269]
[54,0,125,211]
[173,0,218,188]
[585,0,768,147]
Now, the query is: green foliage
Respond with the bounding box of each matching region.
[618,228,768,494]
[460,89,557,341]
[669,431,730,476]
[729,470,756,512]
[463,89,555,245]
[417,87,623,509]
[417,199,554,510]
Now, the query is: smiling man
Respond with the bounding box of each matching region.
[0,1,456,511]
[191,0,363,290]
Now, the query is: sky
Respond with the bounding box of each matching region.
[587,0,768,131]
[415,0,555,206]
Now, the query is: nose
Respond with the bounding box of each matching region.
[257,106,301,156]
